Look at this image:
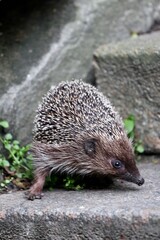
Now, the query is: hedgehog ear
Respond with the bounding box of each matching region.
[84,139,96,156]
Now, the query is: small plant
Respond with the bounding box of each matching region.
[124,115,144,154]
[0,120,33,191]
[45,174,85,191]
[130,31,138,39]
[63,176,84,190]
[0,120,85,192]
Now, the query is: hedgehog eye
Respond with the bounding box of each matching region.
[84,139,96,156]
[111,159,123,169]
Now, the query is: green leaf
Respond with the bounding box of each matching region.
[4,143,11,150]
[13,140,20,145]
[1,160,10,167]
[75,185,84,190]
[5,133,13,140]
[128,131,134,140]
[16,173,23,178]
[0,120,9,129]
[131,32,138,39]
[124,119,135,134]
[10,166,16,172]
[4,179,11,184]
[13,145,20,150]
[0,183,5,187]
[136,144,144,153]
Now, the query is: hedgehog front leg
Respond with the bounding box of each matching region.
[27,171,47,200]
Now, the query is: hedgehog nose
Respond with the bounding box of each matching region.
[137,177,145,186]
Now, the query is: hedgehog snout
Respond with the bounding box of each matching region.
[136,177,145,186]
[122,172,145,186]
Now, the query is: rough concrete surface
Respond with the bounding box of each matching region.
[94,32,160,153]
[0,0,160,144]
[0,161,160,240]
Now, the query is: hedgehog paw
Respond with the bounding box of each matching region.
[26,190,44,200]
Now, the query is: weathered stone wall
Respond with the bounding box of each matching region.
[93,32,160,153]
[0,0,160,148]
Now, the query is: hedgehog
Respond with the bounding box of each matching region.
[28,80,144,200]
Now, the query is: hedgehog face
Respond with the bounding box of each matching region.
[82,135,144,186]
[110,158,144,186]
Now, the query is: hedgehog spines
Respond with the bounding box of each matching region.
[33,79,124,145]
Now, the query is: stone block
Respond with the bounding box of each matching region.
[93,32,160,153]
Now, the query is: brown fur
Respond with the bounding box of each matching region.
[28,131,144,200]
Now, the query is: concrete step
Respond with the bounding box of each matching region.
[0,161,160,240]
